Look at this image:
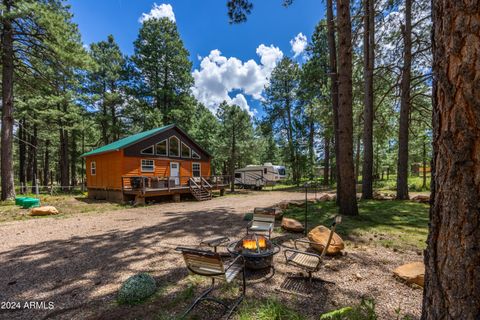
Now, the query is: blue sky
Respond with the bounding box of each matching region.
[68,0,326,116]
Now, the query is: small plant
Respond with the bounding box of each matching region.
[243,212,253,221]
[117,272,157,305]
[238,298,305,320]
[320,298,377,320]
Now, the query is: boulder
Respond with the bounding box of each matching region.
[29,206,59,216]
[117,273,157,305]
[281,217,304,233]
[277,201,290,210]
[393,262,425,287]
[273,207,284,220]
[308,225,345,255]
[411,195,430,203]
[317,193,331,202]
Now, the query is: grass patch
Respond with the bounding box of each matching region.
[283,200,429,250]
[0,194,127,223]
[237,298,306,320]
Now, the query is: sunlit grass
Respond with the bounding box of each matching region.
[283,199,429,250]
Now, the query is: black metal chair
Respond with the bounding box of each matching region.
[283,215,342,283]
[176,247,246,319]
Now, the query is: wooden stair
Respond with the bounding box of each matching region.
[189,178,212,201]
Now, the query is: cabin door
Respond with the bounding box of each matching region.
[170,162,180,186]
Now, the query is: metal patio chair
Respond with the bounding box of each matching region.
[246,207,276,239]
[176,246,246,319]
[284,215,342,283]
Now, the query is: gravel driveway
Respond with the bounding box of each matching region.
[0,191,422,320]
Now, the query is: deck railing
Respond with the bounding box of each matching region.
[121,175,230,194]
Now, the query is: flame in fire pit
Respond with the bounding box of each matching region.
[242,236,267,250]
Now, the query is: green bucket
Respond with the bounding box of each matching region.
[22,198,40,209]
[15,197,27,206]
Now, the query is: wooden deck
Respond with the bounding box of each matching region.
[121,175,230,200]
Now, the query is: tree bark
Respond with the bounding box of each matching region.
[326,0,341,200]
[70,130,77,186]
[361,0,375,199]
[422,0,480,318]
[396,0,412,200]
[323,136,330,185]
[18,118,27,193]
[1,0,16,200]
[230,116,236,192]
[422,138,427,189]
[336,0,358,215]
[30,124,38,193]
[43,140,50,187]
[59,128,70,190]
[355,133,361,184]
[308,118,315,179]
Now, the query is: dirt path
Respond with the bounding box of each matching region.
[0,191,422,320]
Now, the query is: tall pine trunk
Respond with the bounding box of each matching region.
[30,124,38,192]
[326,0,340,200]
[396,0,412,200]
[422,138,427,189]
[18,118,27,193]
[229,121,236,192]
[43,140,50,187]
[361,0,375,199]
[70,130,77,186]
[422,0,480,317]
[336,0,359,215]
[59,128,70,190]
[308,118,315,179]
[323,136,330,185]
[1,0,16,200]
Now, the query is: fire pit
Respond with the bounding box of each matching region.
[227,234,280,270]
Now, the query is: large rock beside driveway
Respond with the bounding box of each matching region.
[393,262,425,287]
[281,217,304,233]
[308,225,345,255]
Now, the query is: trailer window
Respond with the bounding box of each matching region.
[141,159,155,172]
[235,173,242,178]
[90,161,96,176]
[192,163,201,177]
[264,168,267,174]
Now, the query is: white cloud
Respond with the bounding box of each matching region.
[192,45,283,116]
[139,3,175,23]
[290,33,307,58]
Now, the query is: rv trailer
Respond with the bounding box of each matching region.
[234,163,286,190]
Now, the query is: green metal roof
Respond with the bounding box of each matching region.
[80,124,175,157]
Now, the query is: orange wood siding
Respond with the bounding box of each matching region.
[86,150,211,191]
[85,151,123,190]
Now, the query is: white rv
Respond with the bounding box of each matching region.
[234,163,286,189]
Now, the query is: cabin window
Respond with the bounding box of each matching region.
[192,163,201,177]
[156,139,167,156]
[192,150,201,159]
[235,173,242,179]
[181,142,191,158]
[141,145,154,155]
[264,168,267,174]
[90,161,96,175]
[169,136,180,157]
[141,159,155,172]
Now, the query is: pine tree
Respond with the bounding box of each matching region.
[132,17,194,129]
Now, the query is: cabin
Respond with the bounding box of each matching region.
[81,124,229,203]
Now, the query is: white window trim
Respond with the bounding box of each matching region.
[140,145,154,155]
[192,150,201,160]
[192,162,201,177]
[141,159,155,172]
[156,139,168,156]
[169,136,180,157]
[181,142,191,158]
[90,161,96,176]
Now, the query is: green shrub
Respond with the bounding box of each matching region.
[243,212,253,221]
[117,273,157,305]
[238,298,305,320]
[320,299,377,320]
